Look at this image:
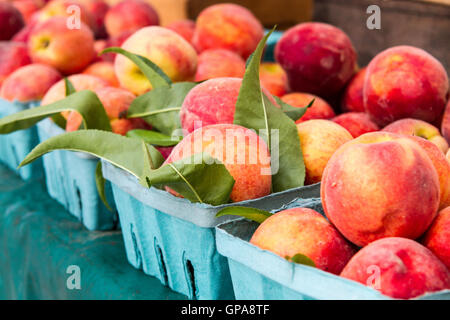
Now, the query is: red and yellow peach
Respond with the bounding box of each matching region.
[194,49,246,82]
[281,92,335,124]
[423,207,450,270]
[332,112,379,138]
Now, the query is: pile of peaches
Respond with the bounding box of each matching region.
[1,0,450,300]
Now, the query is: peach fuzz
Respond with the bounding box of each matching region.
[194,49,246,82]
[36,0,95,30]
[250,208,355,275]
[341,67,366,113]
[259,63,289,98]
[321,132,440,247]
[364,46,449,126]
[281,92,335,124]
[192,3,263,59]
[0,2,25,41]
[0,41,31,87]
[296,120,352,185]
[332,112,379,138]
[441,99,450,145]
[41,74,108,107]
[104,0,159,38]
[275,22,356,98]
[383,118,449,153]
[423,207,450,270]
[82,61,119,87]
[28,17,95,74]
[166,19,195,44]
[341,237,450,299]
[180,77,277,134]
[0,64,62,102]
[114,26,197,95]
[164,123,271,203]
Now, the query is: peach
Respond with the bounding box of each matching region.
[259,62,289,98]
[180,77,277,134]
[76,0,109,38]
[41,73,108,106]
[441,99,450,145]
[166,19,195,44]
[82,61,119,87]
[115,26,197,95]
[0,2,25,40]
[364,46,449,126]
[297,119,353,185]
[104,0,159,38]
[341,67,366,113]
[97,30,132,63]
[12,0,42,24]
[0,63,62,102]
[383,118,449,153]
[0,41,31,87]
[281,92,335,124]
[423,207,450,269]
[192,3,264,59]
[165,123,271,202]
[36,0,95,30]
[250,208,355,275]
[275,22,357,98]
[321,132,440,247]
[447,150,450,163]
[28,17,95,74]
[341,237,450,299]
[194,49,246,82]
[332,112,379,138]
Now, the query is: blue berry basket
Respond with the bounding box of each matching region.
[215,198,450,300]
[0,98,43,181]
[264,30,283,62]
[101,160,321,300]
[36,118,118,231]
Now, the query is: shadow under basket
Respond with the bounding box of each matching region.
[0,98,43,181]
[216,198,450,300]
[101,160,320,300]
[36,119,118,231]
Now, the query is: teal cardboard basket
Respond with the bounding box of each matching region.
[101,161,320,300]
[216,198,450,300]
[36,118,118,231]
[0,98,43,181]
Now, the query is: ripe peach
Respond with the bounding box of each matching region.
[250,208,355,275]
[0,2,25,40]
[364,46,449,126]
[82,61,119,87]
[28,17,95,74]
[341,67,366,113]
[447,150,450,163]
[332,112,379,138]
[166,19,195,44]
[441,99,450,144]
[423,207,450,269]
[259,62,289,98]
[321,132,440,247]
[0,63,62,102]
[12,0,42,24]
[76,0,109,38]
[281,92,335,124]
[165,123,272,202]
[36,0,95,31]
[104,0,159,38]
[275,22,357,98]
[0,41,31,87]
[194,49,246,82]
[341,237,450,299]
[114,26,197,95]
[192,3,264,59]
[383,118,449,153]
[180,77,277,134]
[41,73,108,106]
[297,119,353,185]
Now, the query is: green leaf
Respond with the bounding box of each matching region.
[127,82,197,136]
[64,77,76,96]
[216,206,272,223]
[286,254,316,267]
[95,161,112,211]
[19,130,164,181]
[126,129,182,146]
[144,153,235,206]
[0,90,111,134]
[276,97,315,122]
[101,47,171,89]
[234,27,306,192]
